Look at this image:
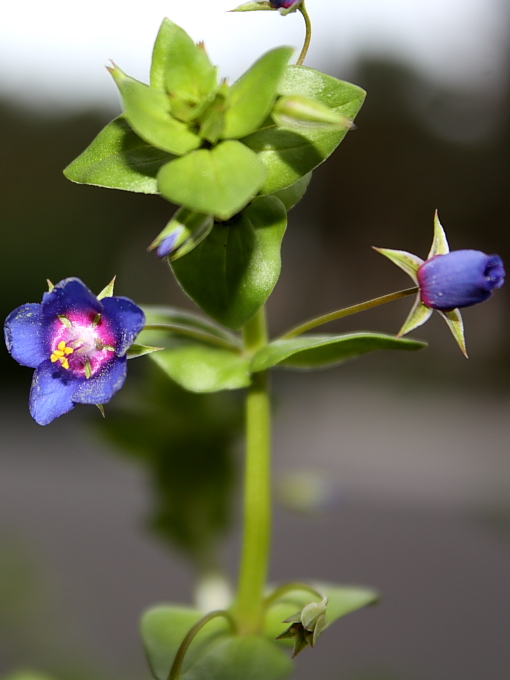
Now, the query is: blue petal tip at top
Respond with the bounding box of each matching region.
[4,277,145,425]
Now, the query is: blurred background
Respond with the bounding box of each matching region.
[1,1,509,679]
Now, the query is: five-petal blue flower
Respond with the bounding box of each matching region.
[4,278,145,425]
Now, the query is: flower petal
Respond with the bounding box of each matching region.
[4,303,47,368]
[72,356,127,405]
[101,297,146,356]
[30,360,78,425]
[42,278,102,318]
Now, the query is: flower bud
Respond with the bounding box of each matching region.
[276,595,328,657]
[272,95,354,130]
[270,0,303,12]
[149,209,214,261]
[418,250,505,310]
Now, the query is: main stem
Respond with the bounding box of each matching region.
[233,306,271,634]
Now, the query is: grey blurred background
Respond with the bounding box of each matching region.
[1,1,510,679]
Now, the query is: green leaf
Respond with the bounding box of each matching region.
[222,47,294,140]
[172,196,287,330]
[141,605,227,680]
[151,342,251,392]
[109,65,202,155]
[265,583,378,643]
[157,140,266,220]
[63,116,172,193]
[242,65,366,194]
[183,636,293,680]
[271,172,312,210]
[251,333,427,372]
[150,19,217,102]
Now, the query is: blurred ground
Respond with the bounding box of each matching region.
[1,373,509,680]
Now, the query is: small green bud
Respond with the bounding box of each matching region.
[272,95,355,130]
[276,595,328,657]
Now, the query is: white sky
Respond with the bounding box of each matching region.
[0,0,508,112]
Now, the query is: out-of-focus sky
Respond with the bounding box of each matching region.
[1,0,509,112]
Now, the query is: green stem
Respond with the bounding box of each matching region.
[263,582,325,611]
[280,287,419,339]
[168,610,236,680]
[232,306,272,634]
[297,2,312,66]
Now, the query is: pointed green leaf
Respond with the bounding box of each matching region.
[271,172,312,210]
[182,636,293,680]
[242,65,366,194]
[222,47,294,140]
[110,65,202,155]
[141,605,227,680]
[151,342,251,392]
[63,116,172,193]
[265,582,378,643]
[251,333,427,372]
[150,19,217,102]
[158,140,266,220]
[172,196,287,329]
[272,95,354,129]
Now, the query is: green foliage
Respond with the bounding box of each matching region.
[265,583,379,643]
[222,47,294,139]
[251,333,427,371]
[172,197,287,329]
[142,606,292,680]
[157,141,266,219]
[63,116,172,194]
[244,66,366,194]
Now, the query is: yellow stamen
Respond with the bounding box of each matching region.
[61,358,70,370]
[50,341,73,369]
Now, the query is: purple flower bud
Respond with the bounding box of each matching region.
[269,0,302,8]
[156,232,181,258]
[418,250,505,310]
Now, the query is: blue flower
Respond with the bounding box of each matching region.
[269,0,303,13]
[374,212,505,356]
[4,278,145,425]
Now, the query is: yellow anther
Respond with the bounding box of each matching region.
[50,341,73,368]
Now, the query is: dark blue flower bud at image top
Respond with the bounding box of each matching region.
[418,250,505,310]
[269,0,301,8]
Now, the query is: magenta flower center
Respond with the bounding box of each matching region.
[49,311,116,378]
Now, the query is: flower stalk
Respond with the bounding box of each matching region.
[297,2,312,66]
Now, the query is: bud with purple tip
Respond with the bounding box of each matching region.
[418,250,505,310]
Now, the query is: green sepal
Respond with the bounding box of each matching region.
[172,196,287,330]
[150,19,218,103]
[397,296,433,337]
[198,83,230,143]
[229,1,275,11]
[157,140,266,220]
[271,172,312,210]
[373,247,423,285]
[222,47,294,140]
[63,116,172,193]
[265,582,378,643]
[126,343,163,359]
[428,210,450,258]
[97,276,116,300]
[439,308,468,357]
[243,66,366,194]
[251,333,427,371]
[148,208,214,261]
[150,342,251,393]
[109,64,202,156]
[141,606,293,680]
